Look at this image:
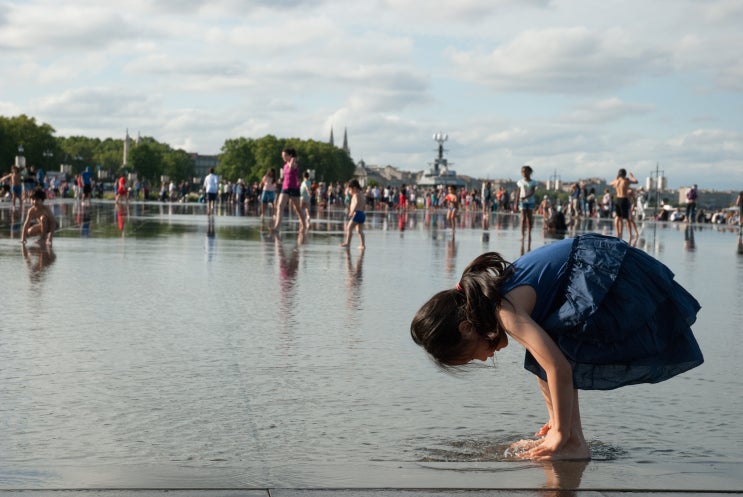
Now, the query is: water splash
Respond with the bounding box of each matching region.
[417,436,625,463]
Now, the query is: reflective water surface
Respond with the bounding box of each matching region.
[1,199,741,490]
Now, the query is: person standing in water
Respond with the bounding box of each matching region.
[203,167,219,215]
[299,170,312,229]
[517,165,537,243]
[340,179,366,250]
[0,165,22,209]
[609,168,638,240]
[411,234,703,461]
[272,148,306,232]
[444,185,459,235]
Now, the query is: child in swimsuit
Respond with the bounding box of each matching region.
[21,188,56,246]
[444,185,459,234]
[340,179,366,250]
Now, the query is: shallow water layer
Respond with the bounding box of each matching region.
[0,200,741,490]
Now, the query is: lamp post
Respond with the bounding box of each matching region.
[549,169,561,191]
[649,163,665,219]
[432,132,448,175]
[42,149,53,171]
[15,145,26,169]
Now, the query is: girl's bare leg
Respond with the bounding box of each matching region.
[272,195,287,230]
[291,198,306,231]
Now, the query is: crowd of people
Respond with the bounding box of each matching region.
[4,156,743,250]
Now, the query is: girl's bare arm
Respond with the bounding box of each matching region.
[498,286,575,457]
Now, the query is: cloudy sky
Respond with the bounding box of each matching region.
[1,0,742,190]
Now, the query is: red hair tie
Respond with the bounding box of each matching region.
[455,282,463,292]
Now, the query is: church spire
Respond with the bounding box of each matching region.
[123,128,131,167]
[329,126,335,146]
[342,127,350,156]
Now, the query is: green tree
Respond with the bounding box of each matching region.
[163,149,195,183]
[0,114,57,172]
[218,137,257,181]
[57,136,102,175]
[218,135,356,184]
[128,142,163,184]
[251,135,284,178]
[95,138,125,172]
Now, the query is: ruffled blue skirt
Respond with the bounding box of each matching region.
[524,234,703,390]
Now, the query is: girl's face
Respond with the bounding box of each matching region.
[470,336,495,362]
[455,323,509,364]
[470,333,508,361]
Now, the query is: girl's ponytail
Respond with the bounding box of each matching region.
[458,252,512,342]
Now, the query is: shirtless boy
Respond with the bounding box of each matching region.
[21,188,56,246]
[0,166,23,208]
[609,168,638,240]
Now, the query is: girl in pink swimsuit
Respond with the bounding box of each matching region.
[272,147,307,232]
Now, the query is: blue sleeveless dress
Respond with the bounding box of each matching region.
[499,234,703,390]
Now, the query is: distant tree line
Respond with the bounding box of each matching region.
[1,114,355,187]
[218,135,355,184]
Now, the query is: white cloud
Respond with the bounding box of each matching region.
[567,98,655,124]
[381,0,550,23]
[445,26,671,94]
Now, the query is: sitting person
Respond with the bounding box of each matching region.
[21,187,56,246]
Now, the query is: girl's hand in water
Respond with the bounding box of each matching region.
[505,438,542,459]
[521,430,567,461]
[535,422,551,437]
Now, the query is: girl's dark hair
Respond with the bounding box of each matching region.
[283,147,297,157]
[410,252,513,366]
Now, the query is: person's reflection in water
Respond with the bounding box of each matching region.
[74,201,91,237]
[275,235,301,357]
[22,244,56,282]
[737,233,743,255]
[539,460,589,495]
[445,235,457,278]
[205,216,216,261]
[481,212,490,244]
[9,207,22,240]
[116,203,128,236]
[276,235,300,312]
[344,246,364,311]
[684,225,695,251]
